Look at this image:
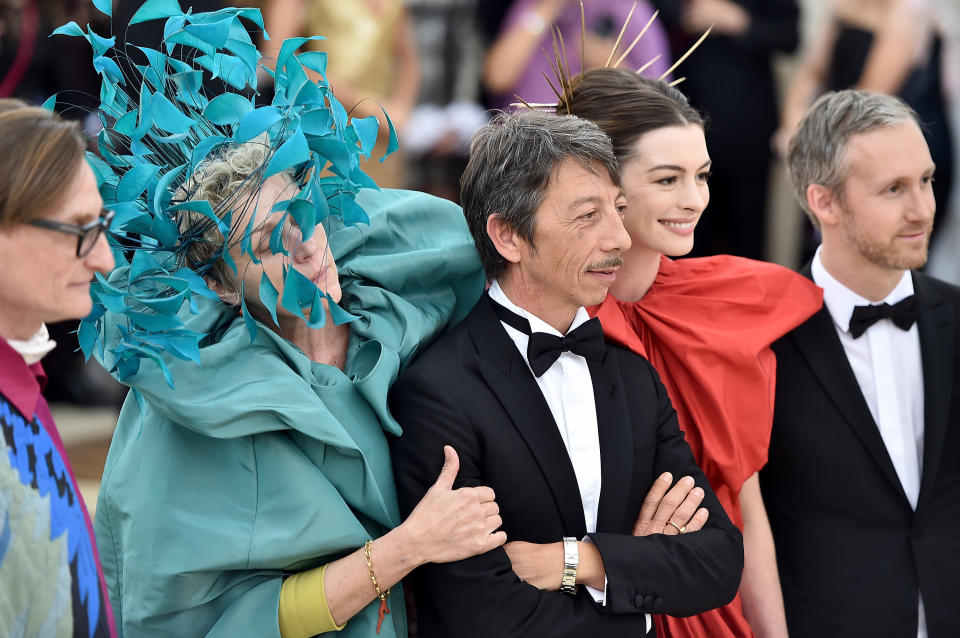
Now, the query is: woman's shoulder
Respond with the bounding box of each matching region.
[653,255,821,308]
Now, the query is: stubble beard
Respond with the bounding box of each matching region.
[843,215,930,272]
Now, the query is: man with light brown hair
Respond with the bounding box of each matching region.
[762,89,960,638]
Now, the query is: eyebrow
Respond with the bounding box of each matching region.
[567,195,603,209]
[647,160,713,173]
[65,207,109,224]
[871,164,938,185]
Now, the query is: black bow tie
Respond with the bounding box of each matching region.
[488,295,605,377]
[848,295,919,339]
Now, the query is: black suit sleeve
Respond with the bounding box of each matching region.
[590,358,744,616]
[390,363,742,636]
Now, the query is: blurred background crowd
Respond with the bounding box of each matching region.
[2,0,959,509]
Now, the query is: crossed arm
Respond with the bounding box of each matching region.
[389,367,743,637]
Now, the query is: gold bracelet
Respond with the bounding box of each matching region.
[364,540,391,634]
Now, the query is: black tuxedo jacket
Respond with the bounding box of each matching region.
[762,268,960,638]
[389,296,743,638]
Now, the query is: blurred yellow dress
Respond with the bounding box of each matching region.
[308,0,407,188]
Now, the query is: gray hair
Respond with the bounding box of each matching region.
[460,110,620,278]
[787,90,921,229]
[176,134,293,293]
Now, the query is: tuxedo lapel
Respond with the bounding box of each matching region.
[790,307,910,503]
[589,347,633,533]
[466,298,588,537]
[914,272,954,506]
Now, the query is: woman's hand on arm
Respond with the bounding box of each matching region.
[738,472,789,638]
[283,446,505,635]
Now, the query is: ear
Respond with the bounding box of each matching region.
[205,275,240,306]
[486,213,526,265]
[806,183,842,229]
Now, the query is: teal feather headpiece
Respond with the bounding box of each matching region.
[54,0,397,387]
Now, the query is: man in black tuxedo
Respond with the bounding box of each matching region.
[762,90,960,638]
[389,111,743,637]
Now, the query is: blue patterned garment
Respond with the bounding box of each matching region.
[0,337,114,638]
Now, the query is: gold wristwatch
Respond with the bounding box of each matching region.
[560,536,578,594]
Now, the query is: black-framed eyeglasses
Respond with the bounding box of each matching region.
[27,209,115,257]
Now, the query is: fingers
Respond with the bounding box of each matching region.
[432,445,459,491]
[462,485,496,504]
[487,530,508,550]
[684,507,709,533]
[650,475,696,532]
[633,472,672,535]
[664,485,705,535]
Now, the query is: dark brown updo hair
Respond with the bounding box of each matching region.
[0,98,86,229]
[557,68,704,163]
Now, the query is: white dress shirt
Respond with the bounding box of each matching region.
[812,249,927,638]
[490,282,651,617]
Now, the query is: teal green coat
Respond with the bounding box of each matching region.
[94,189,485,637]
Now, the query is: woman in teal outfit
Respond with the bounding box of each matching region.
[94,139,505,637]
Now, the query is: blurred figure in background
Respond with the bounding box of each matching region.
[0,98,115,637]
[263,0,419,189]
[483,0,670,111]
[404,0,488,202]
[652,0,800,261]
[777,0,954,251]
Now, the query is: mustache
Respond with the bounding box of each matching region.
[586,256,624,271]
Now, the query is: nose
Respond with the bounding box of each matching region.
[908,184,936,224]
[83,231,115,274]
[600,206,632,252]
[680,178,709,214]
[290,223,326,263]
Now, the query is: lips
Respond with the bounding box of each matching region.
[659,217,698,236]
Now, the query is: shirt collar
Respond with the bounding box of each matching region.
[0,334,45,420]
[488,280,591,336]
[811,246,915,334]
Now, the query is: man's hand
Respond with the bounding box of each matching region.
[503,541,564,590]
[633,472,709,536]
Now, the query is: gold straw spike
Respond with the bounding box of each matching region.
[604,1,638,68]
[668,76,686,87]
[635,54,661,75]
[542,46,568,110]
[556,28,573,100]
[540,70,565,104]
[659,24,712,81]
[613,10,659,69]
[579,0,586,76]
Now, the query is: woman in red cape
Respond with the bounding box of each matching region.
[559,68,823,638]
